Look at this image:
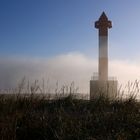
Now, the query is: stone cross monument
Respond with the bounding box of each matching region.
[90,12,117,99]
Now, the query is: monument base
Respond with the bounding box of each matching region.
[90,80,118,100]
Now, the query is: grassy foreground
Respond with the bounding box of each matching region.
[0,94,140,140]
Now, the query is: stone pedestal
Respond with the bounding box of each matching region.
[90,80,117,99]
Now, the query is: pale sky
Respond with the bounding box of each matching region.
[1,0,140,94]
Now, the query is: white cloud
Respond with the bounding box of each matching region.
[110,60,140,85]
[0,53,140,94]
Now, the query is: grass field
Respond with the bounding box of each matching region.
[0,92,140,140]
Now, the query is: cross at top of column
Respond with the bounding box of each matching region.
[95,12,112,36]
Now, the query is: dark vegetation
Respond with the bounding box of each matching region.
[0,93,140,140]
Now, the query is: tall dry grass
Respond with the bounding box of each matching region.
[0,80,139,140]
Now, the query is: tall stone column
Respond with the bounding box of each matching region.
[95,12,112,81]
[90,12,117,100]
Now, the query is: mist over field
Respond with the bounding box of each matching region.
[0,53,140,93]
